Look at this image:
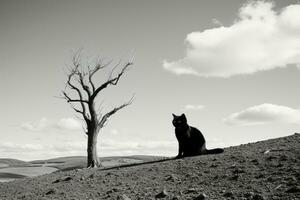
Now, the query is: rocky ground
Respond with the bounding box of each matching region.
[0,133,299,200]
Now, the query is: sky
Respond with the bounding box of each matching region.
[1,0,300,161]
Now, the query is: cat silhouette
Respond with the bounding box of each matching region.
[172,113,224,158]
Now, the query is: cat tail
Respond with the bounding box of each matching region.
[205,148,224,154]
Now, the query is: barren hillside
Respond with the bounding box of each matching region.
[0,134,299,200]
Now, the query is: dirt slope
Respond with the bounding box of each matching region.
[0,134,299,200]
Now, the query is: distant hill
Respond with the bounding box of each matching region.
[0,158,30,168]
[30,155,165,171]
[0,133,299,200]
[0,155,165,183]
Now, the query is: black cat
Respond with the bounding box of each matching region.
[172,113,224,158]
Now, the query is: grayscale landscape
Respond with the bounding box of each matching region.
[1,0,300,199]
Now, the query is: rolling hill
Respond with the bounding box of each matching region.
[0,158,30,168]
[0,155,165,183]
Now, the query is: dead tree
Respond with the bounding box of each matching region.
[62,52,134,168]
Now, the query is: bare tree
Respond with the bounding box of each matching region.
[62,52,134,168]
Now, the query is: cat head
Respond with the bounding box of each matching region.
[172,113,187,128]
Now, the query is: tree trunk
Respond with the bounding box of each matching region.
[87,129,101,168]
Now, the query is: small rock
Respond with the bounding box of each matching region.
[193,193,207,200]
[223,191,233,197]
[62,176,72,181]
[88,174,95,179]
[45,189,56,195]
[250,159,259,165]
[106,172,113,176]
[165,174,178,182]
[265,176,274,182]
[255,174,264,179]
[252,194,266,200]
[107,188,119,194]
[229,174,239,181]
[118,194,131,200]
[285,186,300,193]
[52,179,60,184]
[275,163,283,167]
[263,149,271,154]
[232,167,245,174]
[279,155,288,161]
[210,163,218,168]
[285,176,297,186]
[244,191,254,198]
[274,185,282,190]
[229,163,237,168]
[155,189,168,198]
[265,156,276,161]
[185,188,197,194]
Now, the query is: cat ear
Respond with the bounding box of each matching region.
[172,113,176,118]
[181,113,186,118]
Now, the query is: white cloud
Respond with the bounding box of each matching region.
[184,104,205,111]
[0,139,177,160]
[0,141,86,160]
[21,117,83,132]
[56,118,82,131]
[212,18,222,26]
[21,118,49,131]
[0,142,45,152]
[163,1,300,77]
[223,103,300,125]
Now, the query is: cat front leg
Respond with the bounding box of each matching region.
[175,143,183,159]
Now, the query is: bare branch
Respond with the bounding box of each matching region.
[68,104,91,131]
[99,95,134,127]
[70,104,85,115]
[88,59,113,92]
[77,71,92,98]
[62,91,89,103]
[72,49,83,69]
[70,54,92,98]
[108,59,121,80]
[91,61,133,100]
[64,65,90,122]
